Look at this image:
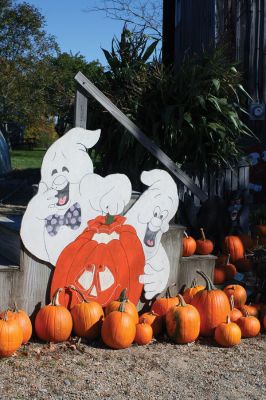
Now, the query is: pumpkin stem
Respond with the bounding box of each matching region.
[230,295,235,311]
[3,310,8,321]
[68,285,89,303]
[179,284,186,295]
[226,254,230,265]
[196,270,216,291]
[166,283,176,298]
[50,288,63,306]
[13,301,19,313]
[191,278,197,288]
[177,294,187,307]
[226,315,231,324]
[200,228,206,241]
[105,213,115,225]
[184,231,188,238]
[240,307,249,318]
[118,300,126,313]
[118,289,128,302]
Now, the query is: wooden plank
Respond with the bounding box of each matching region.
[238,166,246,189]
[179,255,216,290]
[225,168,232,191]
[75,72,208,202]
[74,89,88,129]
[231,167,239,191]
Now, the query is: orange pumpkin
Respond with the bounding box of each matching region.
[105,289,138,325]
[213,267,226,285]
[229,296,243,322]
[191,271,230,337]
[215,254,229,267]
[69,286,104,340]
[182,232,197,257]
[224,236,244,263]
[214,315,241,347]
[35,288,73,343]
[0,303,32,345]
[214,254,236,282]
[263,313,266,331]
[182,279,205,304]
[166,295,200,344]
[240,304,259,318]
[51,215,145,308]
[223,284,247,308]
[101,301,136,349]
[236,310,261,338]
[151,287,179,319]
[196,228,214,255]
[139,311,162,337]
[0,311,23,357]
[134,320,153,345]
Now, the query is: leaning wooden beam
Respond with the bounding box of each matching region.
[75,72,208,203]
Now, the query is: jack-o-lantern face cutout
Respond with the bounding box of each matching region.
[50,215,145,308]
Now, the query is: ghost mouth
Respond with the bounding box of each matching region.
[144,225,159,247]
[56,183,70,206]
[230,210,238,221]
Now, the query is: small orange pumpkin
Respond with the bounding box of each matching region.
[213,267,227,285]
[69,286,104,340]
[196,228,214,255]
[214,315,241,347]
[166,294,200,344]
[0,311,23,357]
[240,304,259,318]
[151,286,179,319]
[105,289,138,325]
[182,232,197,257]
[191,271,230,337]
[101,300,136,349]
[182,279,205,304]
[35,288,73,343]
[139,311,162,337]
[0,303,32,345]
[236,309,261,338]
[134,320,153,345]
[223,284,247,308]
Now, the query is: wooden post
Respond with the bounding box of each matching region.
[74,89,88,128]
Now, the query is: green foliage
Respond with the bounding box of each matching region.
[91,32,253,184]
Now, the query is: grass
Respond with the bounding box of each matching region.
[10,149,46,170]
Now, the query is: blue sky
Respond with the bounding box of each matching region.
[24,0,124,64]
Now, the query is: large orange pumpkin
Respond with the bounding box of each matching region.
[191,271,230,337]
[51,215,145,308]
[0,311,23,357]
[105,289,138,324]
[35,288,73,343]
[166,295,200,344]
[224,236,244,263]
[101,301,136,349]
[69,286,104,340]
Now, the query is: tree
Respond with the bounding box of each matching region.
[88,0,162,38]
[0,0,58,143]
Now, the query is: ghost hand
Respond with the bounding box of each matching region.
[99,174,132,215]
[30,182,58,219]
[139,260,170,300]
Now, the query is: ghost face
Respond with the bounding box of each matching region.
[137,191,174,259]
[40,141,94,213]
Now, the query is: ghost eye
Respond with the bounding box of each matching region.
[153,206,161,218]
[160,210,169,220]
[62,166,69,173]
[51,169,58,176]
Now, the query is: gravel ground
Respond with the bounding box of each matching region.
[0,335,265,400]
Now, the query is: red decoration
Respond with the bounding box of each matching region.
[50,215,145,308]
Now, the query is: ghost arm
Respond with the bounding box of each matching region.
[139,244,170,300]
[79,173,132,215]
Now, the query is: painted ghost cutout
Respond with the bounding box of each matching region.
[126,170,179,299]
[20,127,132,265]
[21,127,179,301]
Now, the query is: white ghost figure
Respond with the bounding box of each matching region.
[20,127,132,265]
[126,169,179,300]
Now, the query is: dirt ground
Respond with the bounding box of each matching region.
[0,335,265,400]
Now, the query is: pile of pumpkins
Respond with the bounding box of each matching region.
[183,230,264,285]
[1,272,266,356]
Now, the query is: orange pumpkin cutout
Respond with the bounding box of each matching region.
[51,215,145,308]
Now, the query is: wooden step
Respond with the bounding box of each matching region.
[178,255,216,289]
[0,214,21,266]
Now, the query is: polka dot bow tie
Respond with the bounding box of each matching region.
[45,202,81,236]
